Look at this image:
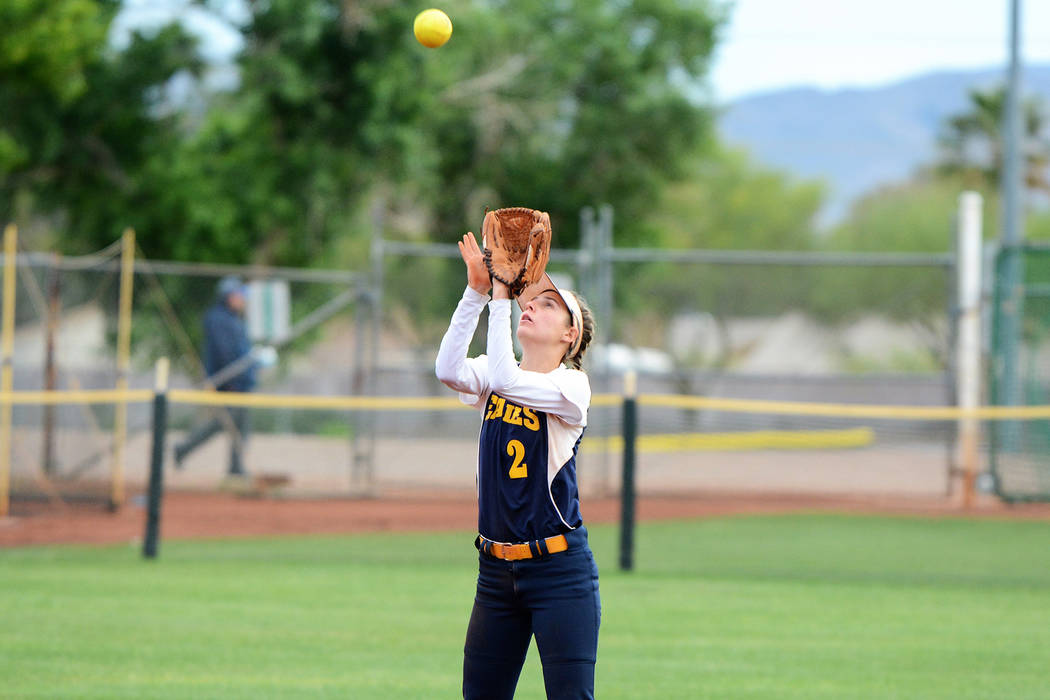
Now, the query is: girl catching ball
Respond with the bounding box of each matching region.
[435,230,599,700]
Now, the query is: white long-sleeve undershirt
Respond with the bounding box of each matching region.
[435,286,589,426]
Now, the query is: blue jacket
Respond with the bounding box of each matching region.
[203,303,256,392]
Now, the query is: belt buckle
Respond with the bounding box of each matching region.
[496,542,528,561]
[481,537,542,561]
[494,543,508,560]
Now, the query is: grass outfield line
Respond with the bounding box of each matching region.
[2,515,1050,698]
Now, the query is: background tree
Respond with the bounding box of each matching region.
[424,0,725,247]
[116,0,726,260]
[936,85,1050,194]
[136,0,439,265]
[0,0,203,251]
[128,0,729,343]
[649,146,824,251]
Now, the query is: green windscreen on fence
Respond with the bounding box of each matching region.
[990,244,1050,501]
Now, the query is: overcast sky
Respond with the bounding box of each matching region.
[115,0,1050,101]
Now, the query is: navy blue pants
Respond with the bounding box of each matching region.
[463,527,600,700]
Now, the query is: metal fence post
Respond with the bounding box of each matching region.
[0,225,17,518]
[996,0,1025,454]
[597,204,614,353]
[598,206,616,496]
[111,228,135,510]
[355,199,384,495]
[579,206,596,301]
[143,357,170,559]
[42,254,61,476]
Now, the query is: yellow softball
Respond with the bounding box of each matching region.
[414,8,453,48]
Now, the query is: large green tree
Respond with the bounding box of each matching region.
[0,0,105,174]
[121,0,727,347]
[139,0,437,264]
[4,0,727,263]
[152,0,726,267]
[0,0,203,251]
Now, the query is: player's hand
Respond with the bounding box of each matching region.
[459,232,491,296]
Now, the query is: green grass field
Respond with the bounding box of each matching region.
[3,514,1050,699]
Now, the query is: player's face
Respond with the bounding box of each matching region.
[517,291,574,350]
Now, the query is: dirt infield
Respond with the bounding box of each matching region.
[3,490,1050,548]
[12,429,1036,549]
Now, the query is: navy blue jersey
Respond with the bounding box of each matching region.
[477,391,584,542]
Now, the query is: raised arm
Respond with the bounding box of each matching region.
[435,232,492,396]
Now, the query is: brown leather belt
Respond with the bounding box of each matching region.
[478,534,569,561]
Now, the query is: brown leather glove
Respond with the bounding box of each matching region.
[481,207,552,297]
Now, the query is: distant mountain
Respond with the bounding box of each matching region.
[718,65,1050,224]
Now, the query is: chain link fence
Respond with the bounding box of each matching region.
[2,206,980,509]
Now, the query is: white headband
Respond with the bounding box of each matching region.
[558,289,584,359]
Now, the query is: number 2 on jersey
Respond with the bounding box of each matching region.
[506,439,528,479]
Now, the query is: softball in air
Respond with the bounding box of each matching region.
[414,8,453,48]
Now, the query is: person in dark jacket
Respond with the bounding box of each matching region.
[174,276,257,476]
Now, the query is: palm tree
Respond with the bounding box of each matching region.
[937,85,1050,192]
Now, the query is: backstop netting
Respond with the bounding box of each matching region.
[5,242,130,504]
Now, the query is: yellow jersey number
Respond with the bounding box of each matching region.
[506,439,528,479]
